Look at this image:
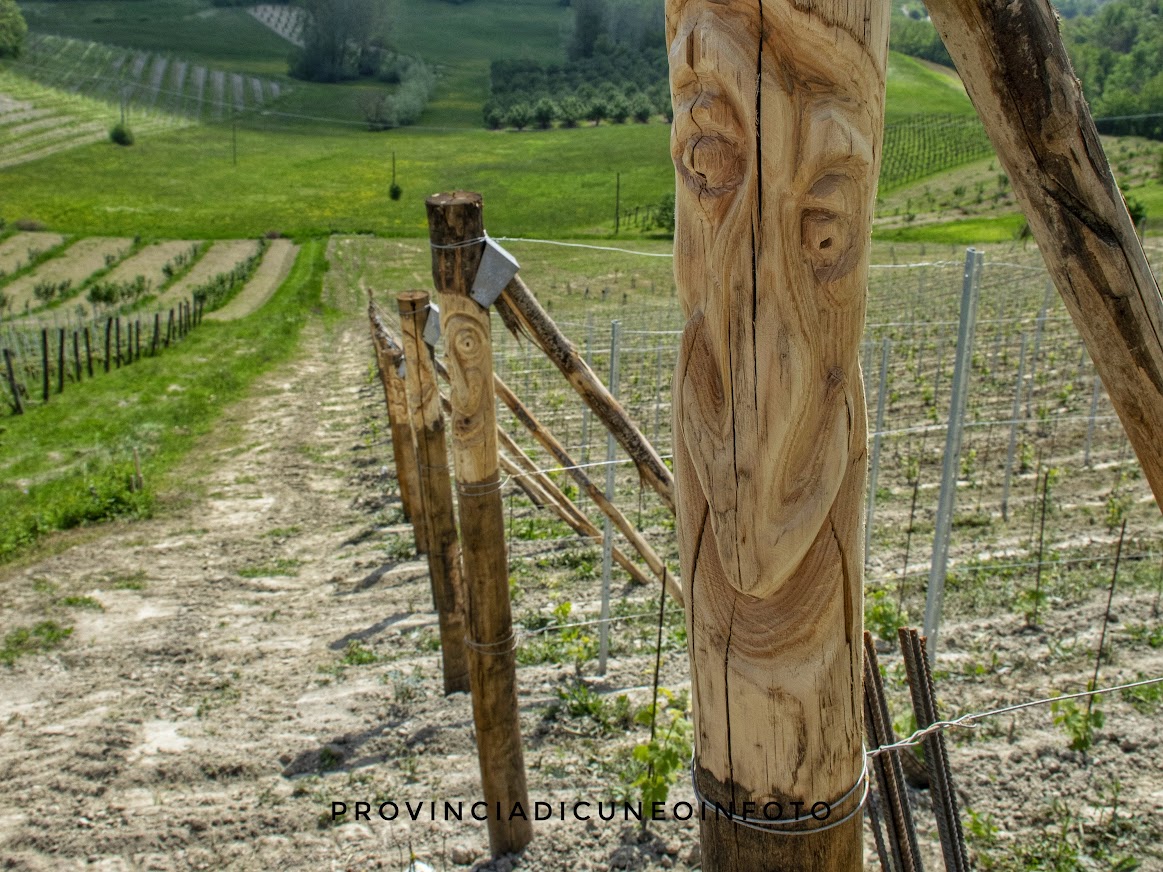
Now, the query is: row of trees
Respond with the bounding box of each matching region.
[485,39,668,129]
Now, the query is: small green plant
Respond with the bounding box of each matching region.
[109,122,134,146]
[630,689,692,815]
[1,621,73,666]
[60,595,104,611]
[1051,691,1103,753]
[341,641,380,666]
[1121,673,1163,712]
[318,747,343,771]
[109,570,148,590]
[865,585,905,644]
[238,557,301,578]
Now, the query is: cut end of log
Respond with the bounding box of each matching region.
[426,191,483,209]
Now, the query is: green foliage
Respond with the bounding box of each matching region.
[630,688,692,813]
[0,0,28,59]
[1051,692,1104,752]
[290,0,390,83]
[555,681,632,731]
[880,115,994,192]
[341,641,381,666]
[889,13,952,67]
[865,585,906,644]
[1065,0,1163,139]
[109,122,134,147]
[516,600,598,667]
[1120,673,1163,712]
[1,621,73,666]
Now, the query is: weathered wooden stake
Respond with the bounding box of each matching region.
[115,317,121,367]
[926,0,1163,509]
[57,328,65,393]
[152,313,160,356]
[73,331,81,383]
[497,276,674,512]
[84,327,93,377]
[3,348,23,415]
[397,291,471,696]
[104,318,112,373]
[668,0,888,867]
[40,328,49,402]
[368,304,428,553]
[427,192,531,857]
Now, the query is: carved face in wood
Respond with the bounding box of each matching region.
[669,0,885,599]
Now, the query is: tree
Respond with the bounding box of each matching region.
[532,97,558,129]
[569,0,608,59]
[290,0,389,82]
[0,0,28,59]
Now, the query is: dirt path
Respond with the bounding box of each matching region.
[0,301,460,868]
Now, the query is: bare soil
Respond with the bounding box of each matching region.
[0,232,67,279]
[156,240,261,308]
[207,239,300,322]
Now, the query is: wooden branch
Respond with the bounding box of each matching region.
[492,371,683,606]
[495,425,657,589]
[924,0,1163,509]
[428,193,531,857]
[397,291,470,696]
[668,0,888,867]
[369,303,428,554]
[497,275,675,513]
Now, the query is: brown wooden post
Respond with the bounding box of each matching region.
[668,1,888,868]
[368,305,428,553]
[72,331,81,382]
[151,313,160,356]
[427,192,532,857]
[56,328,65,393]
[115,317,122,367]
[104,318,112,373]
[40,328,49,402]
[397,291,471,696]
[84,327,92,377]
[926,0,1163,509]
[135,319,141,360]
[3,348,23,415]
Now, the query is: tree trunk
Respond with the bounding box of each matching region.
[668,0,888,867]
[925,0,1163,510]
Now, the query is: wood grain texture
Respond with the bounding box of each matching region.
[369,304,428,554]
[427,192,531,857]
[397,291,470,697]
[668,0,888,867]
[925,0,1163,511]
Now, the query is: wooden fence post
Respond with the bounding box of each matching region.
[73,331,81,383]
[397,291,471,696]
[115,317,122,367]
[3,348,23,415]
[40,328,49,402]
[152,313,160,356]
[427,192,531,857]
[84,327,93,378]
[57,328,65,393]
[104,318,112,373]
[925,0,1163,509]
[368,305,428,553]
[668,1,888,868]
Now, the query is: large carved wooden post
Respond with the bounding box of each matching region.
[668,0,888,868]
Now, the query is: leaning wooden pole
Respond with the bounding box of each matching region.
[368,303,428,554]
[668,0,888,868]
[925,0,1163,508]
[497,276,675,512]
[397,291,470,696]
[427,193,531,857]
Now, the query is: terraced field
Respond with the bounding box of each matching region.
[156,239,261,307]
[0,231,67,278]
[0,70,190,170]
[2,236,134,315]
[13,34,286,121]
[249,4,306,47]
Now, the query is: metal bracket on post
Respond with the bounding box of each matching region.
[471,237,520,309]
[422,302,442,347]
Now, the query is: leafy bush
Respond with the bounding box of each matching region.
[109,122,134,146]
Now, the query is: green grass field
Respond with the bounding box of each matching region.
[0,239,326,560]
